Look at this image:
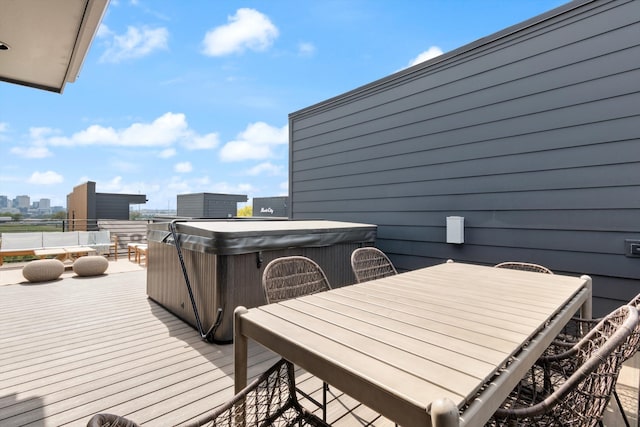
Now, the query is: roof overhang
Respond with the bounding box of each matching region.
[0,0,109,93]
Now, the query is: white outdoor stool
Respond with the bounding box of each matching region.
[73,256,109,277]
[22,259,65,283]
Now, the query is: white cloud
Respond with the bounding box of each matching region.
[407,46,443,67]
[237,121,288,145]
[99,25,169,63]
[10,146,52,158]
[96,176,156,196]
[174,161,193,173]
[202,8,278,56]
[220,141,272,161]
[96,23,112,38]
[119,113,187,146]
[298,42,316,57]
[48,113,185,147]
[183,133,220,150]
[99,176,123,191]
[20,113,217,153]
[219,122,288,162]
[111,159,139,173]
[29,127,59,139]
[245,162,283,176]
[28,171,64,185]
[279,180,288,193]
[158,148,176,158]
[0,122,7,132]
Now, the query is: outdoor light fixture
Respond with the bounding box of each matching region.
[0,41,10,51]
[446,216,465,244]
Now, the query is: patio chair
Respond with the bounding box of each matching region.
[87,414,138,427]
[262,256,332,421]
[494,261,553,274]
[262,256,331,304]
[544,293,640,427]
[86,359,329,427]
[350,247,398,283]
[487,304,638,427]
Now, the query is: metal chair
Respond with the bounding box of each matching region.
[488,304,638,426]
[87,359,329,427]
[262,256,331,304]
[87,414,138,427]
[350,247,398,283]
[262,256,332,421]
[545,293,640,427]
[494,261,553,274]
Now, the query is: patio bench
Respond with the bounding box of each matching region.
[0,231,118,265]
[0,232,43,265]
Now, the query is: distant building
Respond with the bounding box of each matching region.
[0,195,8,209]
[15,195,30,209]
[253,196,288,217]
[177,193,248,218]
[67,181,147,230]
[39,198,50,209]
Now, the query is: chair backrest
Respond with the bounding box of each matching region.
[350,247,398,283]
[493,305,637,426]
[188,358,328,427]
[537,305,636,424]
[622,292,640,361]
[494,261,553,274]
[262,256,331,304]
[88,359,328,427]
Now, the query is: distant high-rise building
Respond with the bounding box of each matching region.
[39,198,51,209]
[0,195,8,209]
[15,195,30,209]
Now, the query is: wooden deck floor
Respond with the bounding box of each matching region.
[0,262,636,426]
[0,267,394,426]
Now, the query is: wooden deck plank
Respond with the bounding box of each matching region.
[0,265,388,426]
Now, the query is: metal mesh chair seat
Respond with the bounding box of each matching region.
[87,359,329,427]
[262,256,331,304]
[494,261,553,274]
[350,247,398,283]
[487,305,638,426]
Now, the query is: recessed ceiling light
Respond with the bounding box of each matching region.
[0,42,9,51]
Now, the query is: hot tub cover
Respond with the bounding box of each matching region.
[148,220,377,255]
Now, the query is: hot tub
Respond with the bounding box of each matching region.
[146,219,377,343]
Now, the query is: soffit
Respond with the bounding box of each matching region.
[0,0,109,93]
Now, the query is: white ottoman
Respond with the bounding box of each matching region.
[22,259,65,283]
[73,256,109,277]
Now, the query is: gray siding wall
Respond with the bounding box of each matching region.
[96,194,138,220]
[177,193,248,218]
[288,0,640,316]
[177,194,205,217]
[253,197,288,217]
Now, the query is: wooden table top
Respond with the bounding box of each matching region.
[235,261,591,427]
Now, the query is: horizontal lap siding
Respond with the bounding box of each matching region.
[289,0,640,315]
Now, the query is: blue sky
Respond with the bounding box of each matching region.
[0,0,566,210]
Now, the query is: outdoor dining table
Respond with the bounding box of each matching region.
[234,261,592,427]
